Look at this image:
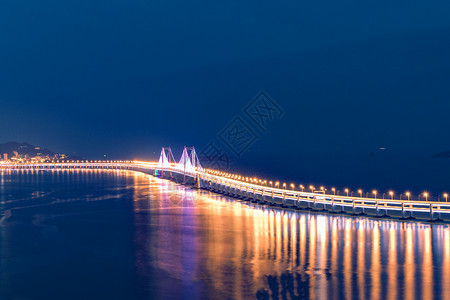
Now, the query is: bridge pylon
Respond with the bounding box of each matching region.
[177,146,204,183]
[156,147,176,174]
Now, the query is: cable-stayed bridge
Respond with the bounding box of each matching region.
[2,146,450,222]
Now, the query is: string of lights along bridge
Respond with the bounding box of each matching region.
[1,146,450,222]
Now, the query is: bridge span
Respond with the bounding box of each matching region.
[1,146,450,222]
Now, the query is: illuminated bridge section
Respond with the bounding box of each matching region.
[1,147,450,222]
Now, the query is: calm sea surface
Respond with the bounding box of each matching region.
[0,170,449,299]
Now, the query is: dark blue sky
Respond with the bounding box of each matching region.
[1,0,450,195]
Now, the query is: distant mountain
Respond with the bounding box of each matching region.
[432,150,450,158]
[0,141,54,158]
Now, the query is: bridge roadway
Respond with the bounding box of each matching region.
[1,161,450,222]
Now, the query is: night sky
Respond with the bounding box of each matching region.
[1,0,450,195]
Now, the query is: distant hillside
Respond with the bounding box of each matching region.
[0,141,54,158]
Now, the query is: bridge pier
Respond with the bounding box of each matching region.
[281,192,287,208]
[251,188,257,203]
[400,202,408,220]
[373,200,388,218]
[269,191,277,206]
[350,199,365,215]
[196,173,201,189]
[224,184,229,195]
[330,197,338,214]
[270,191,275,206]
[312,196,318,211]
[374,200,381,218]
[296,194,304,210]
[303,196,312,210]
[428,203,444,222]
[236,186,243,199]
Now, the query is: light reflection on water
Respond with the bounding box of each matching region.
[1,170,450,299]
[132,173,450,299]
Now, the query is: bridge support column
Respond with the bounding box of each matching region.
[296,194,302,210]
[382,203,390,217]
[351,199,356,214]
[339,200,346,213]
[196,173,201,189]
[400,202,407,220]
[375,200,379,217]
[360,202,367,215]
[428,203,442,222]
[304,196,312,210]
[429,203,434,221]
[399,203,412,219]
[374,200,386,218]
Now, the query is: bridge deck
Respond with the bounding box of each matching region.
[1,161,449,222]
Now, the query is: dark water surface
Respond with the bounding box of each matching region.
[1,170,449,299]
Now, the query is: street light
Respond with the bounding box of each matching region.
[275,182,280,188]
[269,181,273,187]
[310,185,315,193]
[345,188,349,197]
[445,193,448,202]
[424,192,429,202]
[320,186,325,194]
[358,189,363,198]
[389,191,394,200]
[373,190,377,199]
[406,192,410,201]
[331,187,336,195]
[283,183,287,189]
[290,183,295,190]
[300,185,304,192]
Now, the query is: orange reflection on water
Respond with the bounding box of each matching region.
[130,175,450,299]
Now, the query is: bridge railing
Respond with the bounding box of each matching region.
[199,172,450,218]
